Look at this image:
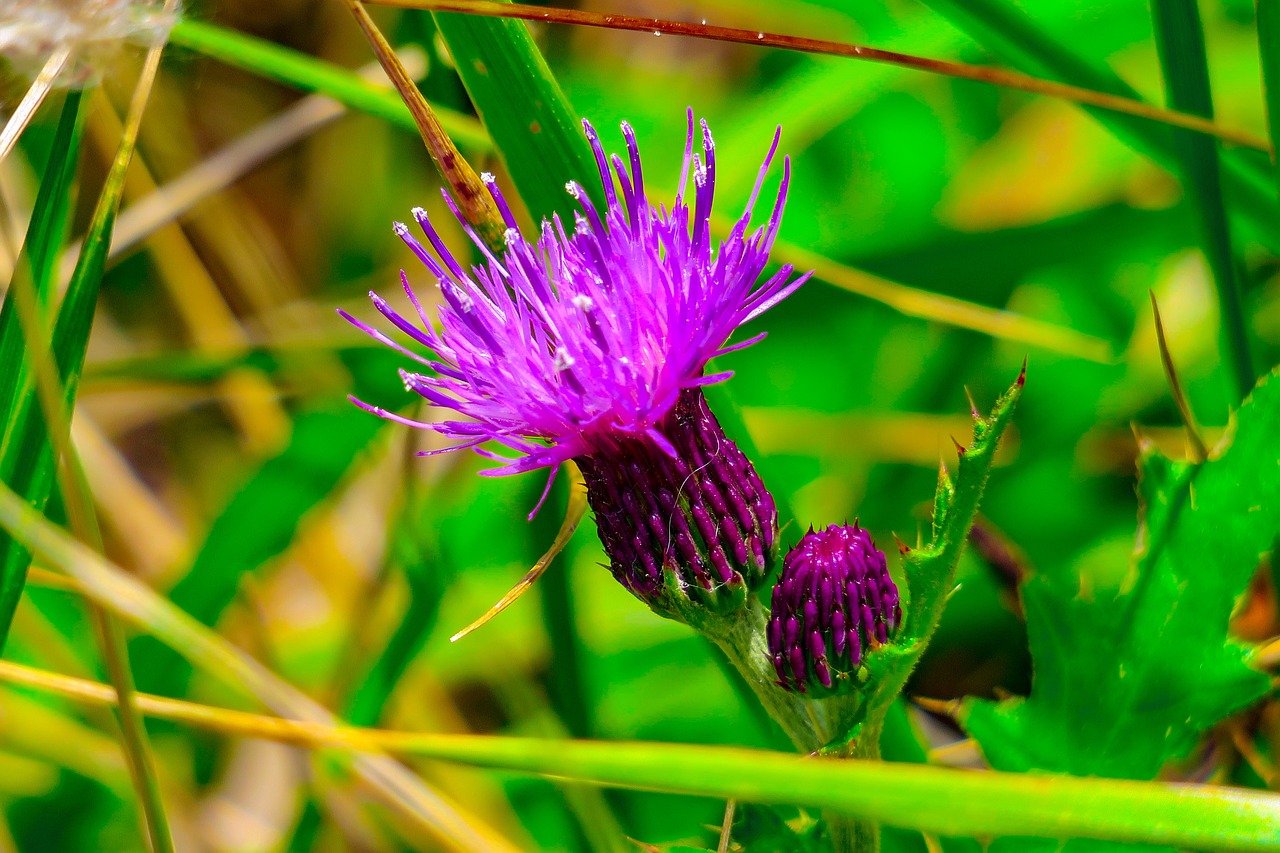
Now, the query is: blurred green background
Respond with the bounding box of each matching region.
[1,0,1277,850]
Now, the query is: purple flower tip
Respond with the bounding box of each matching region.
[344,109,810,478]
[767,524,902,695]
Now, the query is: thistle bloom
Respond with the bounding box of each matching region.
[343,111,809,615]
[768,524,902,695]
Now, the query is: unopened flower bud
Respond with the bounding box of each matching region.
[768,524,901,695]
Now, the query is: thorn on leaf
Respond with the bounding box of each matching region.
[964,386,982,423]
[892,532,910,555]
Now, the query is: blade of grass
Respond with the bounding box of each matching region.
[166,20,489,150]
[0,47,72,164]
[768,234,1114,363]
[0,478,524,853]
[1149,0,1254,404]
[375,0,1269,151]
[1261,0,1280,202]
[3,14,182,849]
[3,659,1278,851]
[53,380,174,853]
[0,92,85,439]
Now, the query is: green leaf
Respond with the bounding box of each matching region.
[961,367,1279,779]
[296,730,1280,850]
[732,803,824,853]
[0,77,135,652]
[0,93,85,424]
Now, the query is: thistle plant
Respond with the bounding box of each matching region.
[1,4,1278,853]
[344,110,806,624]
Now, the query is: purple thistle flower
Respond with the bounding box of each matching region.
[768,524,902,695]
[343,110,809,616]
[342,110,807,479]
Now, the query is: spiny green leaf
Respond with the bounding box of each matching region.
[961,367,1279,779]
[849,368,1023,748]
[899,367,1024,644]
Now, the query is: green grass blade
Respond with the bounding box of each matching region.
[1150,0,1254,404]
[0,84,118,653]
[1,26,178,850]
[11,661,1278,850]
[390,736,1280,851]
[0,479,524,853]
[1259,1,1280,199]
[167,19,490,150]
[921,0,1280,254]
[432,3,603,218]
[0,93,85,425]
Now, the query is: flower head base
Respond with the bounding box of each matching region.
[342,110,808,480]
[578,388,776,618]
[768,524,902,695]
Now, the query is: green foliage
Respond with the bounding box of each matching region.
[855,370,1024,745]
[130,348,406,695]
[1150,0,1252,402]
[922,0,1280,252]
[4,0,1280,850]
[0,93,84,651]
[432,3,603,219]
[962,367,1279,778]
[734,804,826,853]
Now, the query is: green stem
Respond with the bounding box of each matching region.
[699,599,857,754]
[826,720,884,852]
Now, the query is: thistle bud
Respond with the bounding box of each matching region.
[576,388,777,618]
[767,524,901,695]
